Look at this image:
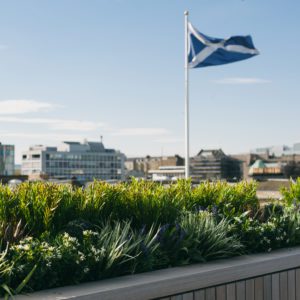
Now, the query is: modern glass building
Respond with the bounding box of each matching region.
[0,143,15,176]
[21,141,125,182]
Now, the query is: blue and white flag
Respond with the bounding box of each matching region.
[188,22,259,68]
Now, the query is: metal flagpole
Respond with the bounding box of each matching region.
[184,11,190,179]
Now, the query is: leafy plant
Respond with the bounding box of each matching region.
[190,181,259,218]
[0,220,27,249]
[180,212,244,261]
[231,205,300,253]
[281,178,300,206]
[0,242,37,299]
[156,212,243,267]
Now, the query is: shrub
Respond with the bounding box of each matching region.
[231,206,300,253]
[258,203,284,222]
[281,178,300,206]
[190,181,259,218]
[156,212,243,267]
[5,221,159,291]
[4,179,298,295]
[180,212,244,261]
[0,241,37,298]
[0,180,260,238]
[0,219,27,250]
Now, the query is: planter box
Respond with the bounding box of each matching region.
[16,247,300,300]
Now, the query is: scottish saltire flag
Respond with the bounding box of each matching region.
[188,22,259,68]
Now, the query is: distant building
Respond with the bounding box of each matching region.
[231,142,300,180]
[251,143,300,158]
[190,149,242,182]
[0,143,14,176]
[247,142,300,180]
[148,166,185,181]
[248,159,284,180]
[124,158,145,178]
[14,164,22,176]
[125,155,184,179]
[22,140,125,182]
[230,153,264,180]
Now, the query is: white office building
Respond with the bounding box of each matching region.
[148,166,185,182]
[22,140,125,182]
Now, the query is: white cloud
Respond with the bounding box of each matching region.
[214,77,271,85]
[0,100,57,114]
[0,116,105,132]
[112,128,170,136]
[0,132,85,141]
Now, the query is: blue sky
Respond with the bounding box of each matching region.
[0,0,299,163]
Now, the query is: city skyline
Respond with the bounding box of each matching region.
[1,1,300,164]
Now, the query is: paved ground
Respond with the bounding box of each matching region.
[256,190,282,200]
[257,180,290,191]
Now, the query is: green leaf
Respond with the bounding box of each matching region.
[15,264,37,294]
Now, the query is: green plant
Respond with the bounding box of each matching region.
[130,225,160,272]
[232,205,300,253]
[4,221,159,291]
[258,203,284,222]
[281,178,300,206]
[3,179,300,295]
[190,181,259,218]
[180,212,244,261]
[156,212,243,267]
[0,179,261,238]
[0,245,13,298]
[0,220,27,249]
[0,242,37,299]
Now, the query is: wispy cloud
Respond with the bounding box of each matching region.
[0,131,89,141]
[0,116,105,132]
[0,100,58,114]
[0,45,7,50]
[112,128,170,136]
[214,77,271,85]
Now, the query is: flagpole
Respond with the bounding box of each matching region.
[184,10,190,179]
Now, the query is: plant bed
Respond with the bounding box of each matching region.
[14,246,300,300]
[1,179,300,298]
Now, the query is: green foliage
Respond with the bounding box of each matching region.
[258,202,284,222]
[156,212,243,267]
[0,245,12,296]
[5,221,159,291]
[281,178,300,206]
[180,212,244,261]
[2,213,244,293]
[0,179,259,239]
[2,179,300,295]
[231,205,300,253]
[0,220,27,250]
[0,182,72,237]
[0,242,37,298]
[190,181,259,218]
